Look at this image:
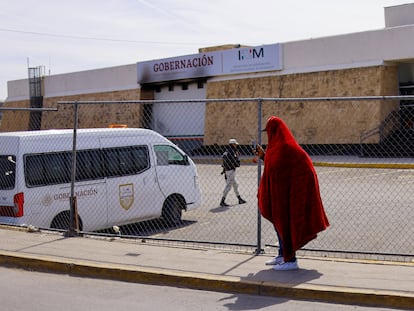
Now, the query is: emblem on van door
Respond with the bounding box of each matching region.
[119,184,134,210]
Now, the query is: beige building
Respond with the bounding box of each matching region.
[3,3,414,154]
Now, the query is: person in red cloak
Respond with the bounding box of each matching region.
[257,116,329,271]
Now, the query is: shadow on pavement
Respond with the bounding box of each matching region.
[219,268,322,310]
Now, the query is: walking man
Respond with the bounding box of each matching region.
[220,138,247,207]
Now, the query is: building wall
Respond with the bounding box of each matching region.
[2,63,144,131]
[0,65,400,147]
[0,88,150,131]
[204,65,399,145]
[0,99,32,131]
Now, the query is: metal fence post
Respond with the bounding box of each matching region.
[66,101,79,237]
[255,98,263,255]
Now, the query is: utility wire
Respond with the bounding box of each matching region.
[0,27,202,46]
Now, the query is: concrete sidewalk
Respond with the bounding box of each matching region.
[0,227,413,309]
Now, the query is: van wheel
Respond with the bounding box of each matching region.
[162,196,183,226]
[50,211,83,231]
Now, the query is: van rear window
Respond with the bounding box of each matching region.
[25,153,71,186]
[24,146,149,187]
[0,155,16,190]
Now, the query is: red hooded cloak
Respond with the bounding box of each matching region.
[258,116,329,261]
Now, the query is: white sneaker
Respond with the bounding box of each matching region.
[272,260,299,271]
[265,255,284,266]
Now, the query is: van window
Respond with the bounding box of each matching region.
[25,153,71,187]
[104,146,149,177]
[154,145,188,166]
[24,145,150,187]
[0,155,16,190]
[76,149,104,181]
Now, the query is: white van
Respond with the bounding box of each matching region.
[0,128,201,232]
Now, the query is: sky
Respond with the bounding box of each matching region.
[0,0,412,101]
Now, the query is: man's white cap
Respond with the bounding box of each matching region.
[229,138,239,145]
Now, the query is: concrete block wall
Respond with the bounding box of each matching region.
[0,88,147,131]
[0,99,31,131]
[204,65,399,145]
[42,89,144,130]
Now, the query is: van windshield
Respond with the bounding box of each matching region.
[0,155,16,190]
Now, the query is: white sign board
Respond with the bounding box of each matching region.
[137,44,282,84]
[222,44,282,74]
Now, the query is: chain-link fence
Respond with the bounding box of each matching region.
[0,97,413,262]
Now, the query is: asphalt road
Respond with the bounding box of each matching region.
[0,267,404,311]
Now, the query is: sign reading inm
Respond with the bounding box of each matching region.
[137,43,282,84]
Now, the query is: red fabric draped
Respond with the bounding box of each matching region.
[258,116,329,261]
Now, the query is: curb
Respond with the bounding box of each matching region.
[312,162,414,170]
[1,250,413,310]
[194,158,414,169]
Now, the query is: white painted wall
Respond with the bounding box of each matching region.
[7,64,138,101]
[283,25,414,75]
[6,79,29,101]
[385,3,414,27]
[44,64,138,98]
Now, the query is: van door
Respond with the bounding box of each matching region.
[100,139,165,228]
[23,150,108,232]
[153,144,200,206]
